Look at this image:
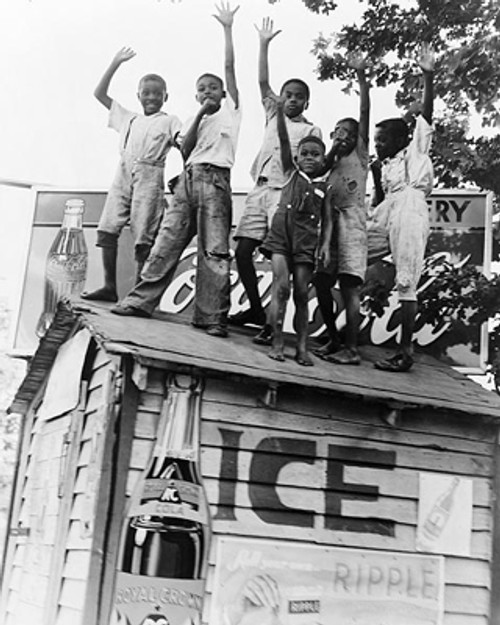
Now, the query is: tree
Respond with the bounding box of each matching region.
[302,0,500,195]
[302,0,500,388]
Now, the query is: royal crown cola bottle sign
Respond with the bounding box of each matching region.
[111,375,211,625]
[36,198,88,337]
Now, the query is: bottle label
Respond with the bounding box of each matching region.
[130,480,208,525]
[141,478,199,508]
[111,572,204,625]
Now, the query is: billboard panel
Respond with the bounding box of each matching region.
[12,188,492,371]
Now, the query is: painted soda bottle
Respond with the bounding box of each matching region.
[36,198,88,337]
[417,476,460,551]
[111,375,211,625]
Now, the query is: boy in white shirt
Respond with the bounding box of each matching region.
[82,47,181,303]
[112,2,241,338]
[369,43,435,372]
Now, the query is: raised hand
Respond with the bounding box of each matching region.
[255,17,281,44]
[346,50,370,72]
[213,1,240,28]
[418,42,435,73]
[112,46,136,66]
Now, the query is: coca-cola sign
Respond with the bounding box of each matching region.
[14,189,492,371]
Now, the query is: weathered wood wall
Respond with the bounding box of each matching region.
[2,344,118,625]
[125,370,495,625]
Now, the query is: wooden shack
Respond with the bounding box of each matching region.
[2,298,500,625]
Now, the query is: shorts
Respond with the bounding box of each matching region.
[261,206,319,266]
[234,182,281,242]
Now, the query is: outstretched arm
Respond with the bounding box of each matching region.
[348,51,370,145]
[255,17,281,99]
[94,47,136,110]
[418,42,435,124]
[213,2,240,108]
[275,96,293,173]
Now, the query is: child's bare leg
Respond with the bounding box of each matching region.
[312,271,341,356]
[267,254,289,362]
[82,241,118,302]
[293,263,314,366]
[327,277,361,365]
[400,300,417,357]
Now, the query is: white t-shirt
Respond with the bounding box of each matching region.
[179,95,241,168]
[109,99,182,165]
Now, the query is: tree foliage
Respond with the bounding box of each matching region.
[299,0,500,388]
[304,0,500,195]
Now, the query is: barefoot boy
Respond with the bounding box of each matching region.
[260,96,332,366]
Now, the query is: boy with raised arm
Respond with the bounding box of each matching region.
[112,2,241,338]
[369,43,435,372]
[260,95,332,366]
[230,17,322,336]
[313,52,371,365]
[82,47,181,303]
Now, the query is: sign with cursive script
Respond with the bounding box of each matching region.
[12,189,492,371]
[210,537,444,625]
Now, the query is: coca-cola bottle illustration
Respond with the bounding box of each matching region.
[35,198,88,337]
[111,375,211,625]
[417,476,460,550]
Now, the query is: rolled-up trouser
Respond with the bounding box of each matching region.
[120,163,232,327]
[97,157,166,262]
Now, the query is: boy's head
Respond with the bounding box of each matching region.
[137,74,168,116]
[195,73,226,111]
[296,135,326,177]
[331,118,358,157]
[279,79,310,119]
[374,118,410,160]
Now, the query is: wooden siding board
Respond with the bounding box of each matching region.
[202,379,497,445]
[96,357,141,625]
[201,401,495,457]
[80,362,118,625]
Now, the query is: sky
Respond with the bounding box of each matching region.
[0,0,403,322]
[0,0,404,189]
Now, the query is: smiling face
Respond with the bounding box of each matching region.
[137,78,167,116]
[296,139,325,177]
[331,119,358,157]
[195,74,225,110]
[280,80,309,119]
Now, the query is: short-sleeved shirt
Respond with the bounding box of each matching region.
[381,115,433,196]
[109,100,181,165]
[179,96,241,169]
[261,169,326,265]
[250,95,322,188]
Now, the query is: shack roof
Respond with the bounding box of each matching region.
[10,298,500,420]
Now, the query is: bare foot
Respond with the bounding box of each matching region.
[314,339,341,358]
[295,349,314,366]
[268,347,285,362]
[81,286,118,302]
